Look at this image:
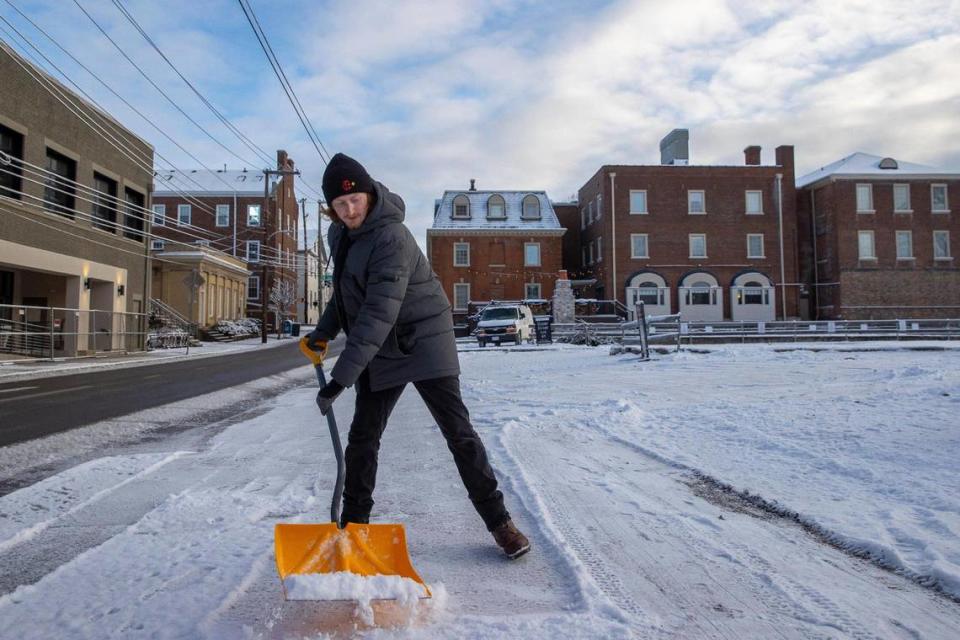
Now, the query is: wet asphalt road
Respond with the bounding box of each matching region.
[0,339,343,447]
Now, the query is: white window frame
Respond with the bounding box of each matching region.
[177,204,191,226]
[453,242,470,267]
[745,190,763,215]
[246,240,261,263]
[895,230,914,260]
[150,239,164,250]
[858,230,876,260]
[152,204,166,226]
[931,184,950,213]
[688,190,706,215]
[247,204,261,227]
[747,233,765,258]
[689,233,707,258]
[595,237,602,262]
[524,282,541,300]
[453,195,471,219]
[893,184,912,213]
[580,207,586,230]
[453,283,470,311]
[933,230,951,260]
[215,204,230,227]
[629,190,648,215]
[524,242,541,267]
[587,242,594,265]
[630,233,649,258]
[247,276,259,300]
[856,183,874,213]
[594,194,602,221]
[587,199,594,225]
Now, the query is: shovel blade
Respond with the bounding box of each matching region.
[275,522,430,599]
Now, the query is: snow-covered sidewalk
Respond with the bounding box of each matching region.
[0,344,959,638]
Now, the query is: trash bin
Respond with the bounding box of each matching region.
[291,322,301,337]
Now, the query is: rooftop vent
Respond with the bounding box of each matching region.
[879,157,898,170]
[469,179,477,191]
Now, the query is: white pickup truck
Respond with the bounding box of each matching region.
[474,304,535,347]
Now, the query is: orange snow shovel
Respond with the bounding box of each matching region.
[274,338,430,599]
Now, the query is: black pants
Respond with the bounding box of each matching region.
[340,372,509,531]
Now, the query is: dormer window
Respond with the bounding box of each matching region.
[521,194,541,219]
[452,194,471,219]
[487,194,506,219]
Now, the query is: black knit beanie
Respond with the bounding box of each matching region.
[322,153,375,205]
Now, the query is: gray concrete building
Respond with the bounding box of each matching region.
[0,41,154,356]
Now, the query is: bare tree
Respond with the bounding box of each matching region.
[269,279,297,339]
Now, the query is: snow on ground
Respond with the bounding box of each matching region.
[0,344,959,638]
[0,336,294,382]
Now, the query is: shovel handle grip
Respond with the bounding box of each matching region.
[313,365,345,527]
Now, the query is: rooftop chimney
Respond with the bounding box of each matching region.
[469,179,477,191]
[744,146,761,166]
[660,129,689,165]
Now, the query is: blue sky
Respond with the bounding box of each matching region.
[2,0,959,247]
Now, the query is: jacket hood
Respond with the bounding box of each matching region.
[348,181,405,237]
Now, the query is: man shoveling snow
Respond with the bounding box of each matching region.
[304,153,530,559]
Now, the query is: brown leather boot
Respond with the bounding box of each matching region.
[491,519,530,559]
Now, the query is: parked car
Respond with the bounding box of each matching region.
[475,304,535,346]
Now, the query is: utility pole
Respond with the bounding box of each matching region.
[300,197,308,324]
[260,166,299,343]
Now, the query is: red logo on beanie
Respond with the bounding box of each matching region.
[342,179,355,192]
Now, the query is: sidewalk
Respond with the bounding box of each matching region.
[0,335,297,382]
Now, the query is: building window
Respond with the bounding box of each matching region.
[893,184,911,212]
[595,237,602,262]
[689,282,713,305]
[123,188,144,242]
[44,148,76,218]
[150,239,164,250]
[895,230,913,259]
[453,283,470,310]
[858,230,876,260]
[587,242,593,265]
[247,204,261,226]
[524,242,541,266]
[934,231,951,259]
[247,276,260,300]
[689,234,707,258]
[931,184,949,213]
[747,233,765,258]
[582,245,589,266]
[453,194,470,218]
[587,199,594,224]
[152,204,166,226]
[92,172,118,233]
[636,282,661,306]
[246,240,261,262]
[631,234,649,258]
[580,207,586,230]
[629,190,647,214]
[741,281,767,305]
[525,282,541,300]
[745,190,763,214]
[594,194,602,221]
[0,124,24,200]
[453,242,470,267]
[688,190,705,214]
[216,204,230,227]
[856,184,874,212]
[486,194,506,219]
[177,204,191,226]
[522,194,541,219]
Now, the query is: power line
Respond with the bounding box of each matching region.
[236,0,331,166]
[71,0,261,171]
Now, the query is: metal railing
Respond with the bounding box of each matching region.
[0,303,150,360]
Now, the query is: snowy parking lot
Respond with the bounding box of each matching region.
[0,342,959,638]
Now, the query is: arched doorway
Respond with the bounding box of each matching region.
[730,272,775,321]
[625,272,670,319]
[679,271,722,321]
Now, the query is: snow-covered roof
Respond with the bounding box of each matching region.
[431,190,562,230]
[797,152,960,188]
[153,170,279,196]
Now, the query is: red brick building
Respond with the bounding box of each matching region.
[151,150,300,329]
[426,185,565,324]
[573,130,801,322]
[796,153,960,320]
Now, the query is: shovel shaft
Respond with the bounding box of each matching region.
[314,366,345,526]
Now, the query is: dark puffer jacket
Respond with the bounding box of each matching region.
[311,181,460,391]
